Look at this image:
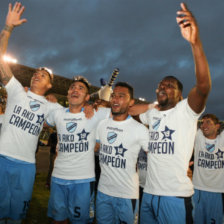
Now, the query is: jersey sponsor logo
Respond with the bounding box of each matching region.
[29,100,40,112]
[152,118,161,130]
[107,131,117,144]
[66,122,77,133]
[64,118,82,122]
[106,126,123,132]
[77,129,90,141]
[205,143,215,153]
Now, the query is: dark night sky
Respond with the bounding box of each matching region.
[0,0,223,119]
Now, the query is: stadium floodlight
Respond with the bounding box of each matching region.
[139,97,146,101]
[3,55,18,64]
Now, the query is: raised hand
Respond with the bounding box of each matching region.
[176,3,199,45]
[5,2,27,29]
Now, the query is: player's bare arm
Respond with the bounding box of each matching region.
[0,2,27,85]
[176,3,211,113]
[128,103,156,116]
[94,142,100,152]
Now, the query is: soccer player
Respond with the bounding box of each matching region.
[95,82,149,224]
[129,3,211,224]
[193,114,224,224]
[46,76,110,224]
[0,3,61,223]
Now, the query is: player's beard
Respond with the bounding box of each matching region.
[158,97,169,107]
[111,107,128,116]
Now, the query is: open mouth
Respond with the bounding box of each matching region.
[158,90,166,96]
[70,93,79,99]
[112,103,120,109]
[33,77,40,82]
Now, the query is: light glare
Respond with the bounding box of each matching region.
[3,55,18,64]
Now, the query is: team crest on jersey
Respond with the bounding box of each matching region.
[107,132,117,144]
[77,129,90,141]
[152,118,161,130]
[161,125,175,140]
[114,143,127,157]
[205,143,215,153]
[215,149,224,159]
[29,101,40,112]
[36,114,45,125]
[66,122,77,133]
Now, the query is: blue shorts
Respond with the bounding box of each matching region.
[193,189,224,224]
[140,192,193,224]
[0,156,36,220]
[47,180,95,223]
[96,191,139,224]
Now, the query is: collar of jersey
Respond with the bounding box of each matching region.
[112,115,131,121]
[66,107,84,113]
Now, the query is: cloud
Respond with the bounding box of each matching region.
[0,0,223,118]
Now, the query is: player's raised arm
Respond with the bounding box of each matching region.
[0,2,27,85]
[176,3,211,113]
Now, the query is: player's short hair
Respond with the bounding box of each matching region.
[162,76,183,93]
[72,76,90,93]
[38,67,53,84]
[114,82,134,99]
[202,114,219,124]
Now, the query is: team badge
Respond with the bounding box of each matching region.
[29,101,40,112]
[66,122,77,133]
[114,144,127,157]
[36,114,45,125]
[215,149,224,160]
[161,126,175,140]
[205,143,215,153]
[152,118,161,130]
[107,132,117,144]
[77,129,90,141]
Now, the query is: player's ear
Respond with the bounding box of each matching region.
[178,91,183,101]
[216,123,220,131]
[47,83,52,90]
[85,94,90,102]
[129,99,135,107]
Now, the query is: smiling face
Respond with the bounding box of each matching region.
[30,69,52,95]
[156,77,182,110]
[110,86,134,119]
[67,81,89,107]
[200,117,220,139]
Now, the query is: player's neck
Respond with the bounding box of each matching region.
[158,102,177,111]
[30,87,46,96]
[69,103,84,113]
[112,113,129,121]
[205,133,218,140]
